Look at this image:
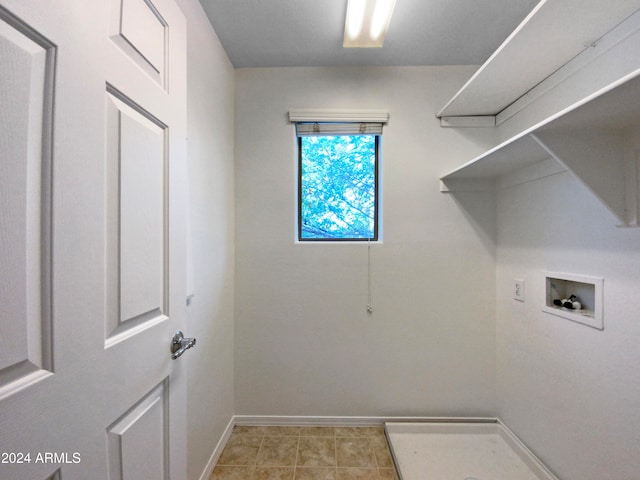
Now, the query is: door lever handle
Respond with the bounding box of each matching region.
[170,330,196,359]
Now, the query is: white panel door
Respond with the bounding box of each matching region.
[0,0,188,479]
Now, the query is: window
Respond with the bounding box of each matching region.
[296,122,381,241]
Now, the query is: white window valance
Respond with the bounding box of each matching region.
[288,108,389,124]
[289,109,388,136]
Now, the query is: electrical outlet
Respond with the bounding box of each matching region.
[513,279,525,302]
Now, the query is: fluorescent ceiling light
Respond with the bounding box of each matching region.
[344,0,397,48]
[346,0,367,40]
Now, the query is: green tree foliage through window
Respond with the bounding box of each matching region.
[298,134,378,240]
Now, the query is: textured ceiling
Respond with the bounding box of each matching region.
[198,0,540,68]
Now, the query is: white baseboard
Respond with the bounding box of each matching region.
[232,414,496,427]
[198,416,235,480]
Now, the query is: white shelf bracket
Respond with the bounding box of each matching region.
[530,131,629,226]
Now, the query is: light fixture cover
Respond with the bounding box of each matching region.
[343,0,397,48]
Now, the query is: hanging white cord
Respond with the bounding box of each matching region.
[366,240,373,314]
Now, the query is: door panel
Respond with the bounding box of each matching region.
[107,379,170,480]
[105,88,168,344]
[117,94,166,322]
[110,0,168,87]
[0,3,54,398]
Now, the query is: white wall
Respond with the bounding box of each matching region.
[176,1,235,479]
[495,140,640,477]
[234,66,499,417]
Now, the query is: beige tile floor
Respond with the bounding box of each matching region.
[210,425,400,480]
